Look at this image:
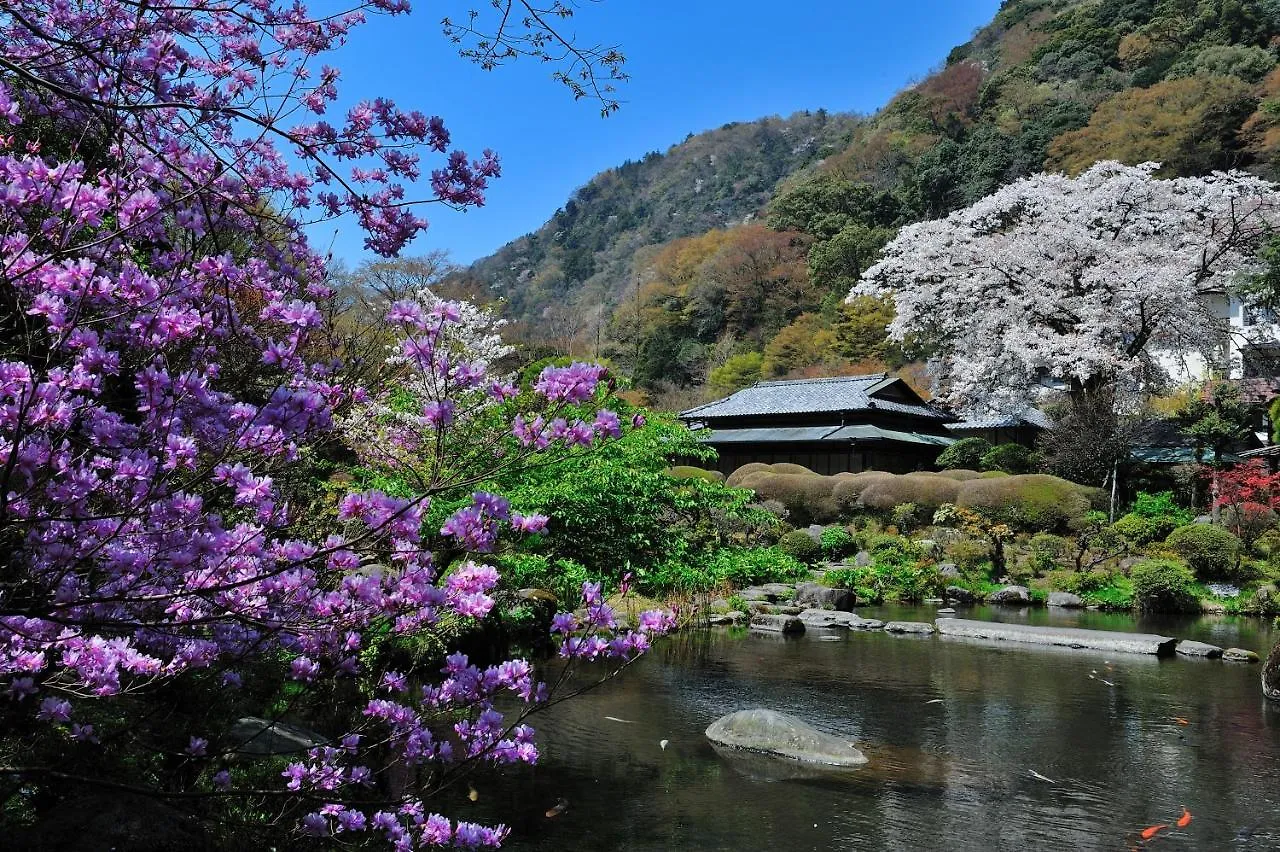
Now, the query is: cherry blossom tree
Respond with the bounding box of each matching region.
[0,0,670,847]
[853,161,1280,409]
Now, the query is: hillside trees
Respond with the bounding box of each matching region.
[1047,75,1260,175]
[854,162,1280,409]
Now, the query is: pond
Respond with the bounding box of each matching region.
[468,606,1280,851]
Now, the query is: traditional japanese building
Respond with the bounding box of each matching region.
[678,374,956,476]
[944,408,1053,447]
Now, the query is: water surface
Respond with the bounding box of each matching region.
[469,606,1279,851]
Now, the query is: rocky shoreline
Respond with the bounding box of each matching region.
[702,579,1262,665]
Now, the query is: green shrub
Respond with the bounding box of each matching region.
[641,546,809,593]
[1028,533,1068,572]
[667,465,725,483]
[956,474,1095,532]
[980,444,1036,474]
[890,502,924,533]
[946,538,993,573]
[867,534,921,562]
[937,437,993,470]
[1045,567,1114,595]
[1110,513,1164,546]
[497,554,590,606]
[778,530,822,564]
[1083,576,1135,610]
[1131,491,1192,526]
[820,526,857,560]
[1165,524,1242,580]
[1130,559,1199,612]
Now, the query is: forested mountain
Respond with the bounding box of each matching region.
[462,0,1280,408]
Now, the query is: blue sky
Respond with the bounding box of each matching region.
[325,1,1003,265]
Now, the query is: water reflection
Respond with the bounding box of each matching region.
[466,608,1280,851]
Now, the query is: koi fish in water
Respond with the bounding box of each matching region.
[1140,824,1168,840]
[1171,717,1190,726]
[545,798,569,818]
[1177,808,1192,828]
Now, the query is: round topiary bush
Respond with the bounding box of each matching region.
[1130,559,1199,612]
[1164,523,1242,580]
[937,437,993,470]
[778,529,822,564]
[740,472,840,527]
[726,463,773,488]
[819,525,856,560]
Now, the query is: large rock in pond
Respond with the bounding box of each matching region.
[988,585,1031,605]
[884,621,936,636]
[750,613,804,635]
[1264,641,1280,701]
[795,582,854,611]
[1047,591,1084,609]
[1224,647,1259,663]
[1175,640,1224,659]
[936,619,1177,656]
[944,585,978,604]
[705,709,867,767]
[760,583,796,599]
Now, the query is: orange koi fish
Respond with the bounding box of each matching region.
[1141,824,1168,840]
[545,798,569,818]
[1176,808,1192,828]
[1171,717,1190,726]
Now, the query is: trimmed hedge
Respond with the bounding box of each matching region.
[955,474,1096,532]
[725,462,773,488]
[738,471,840,526]
[778,529,822,564]
[1130,559,1199,612]
[1164,524,1242,580]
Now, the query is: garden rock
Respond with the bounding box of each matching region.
[1176,640,1224,658]
[853,550,872,567]
[944,585,978,604]
[1266,642,1280,701]
[1047,592,1084,608]
[798,609,858,629]
[937,562,960,578]
[936,607,957,616]
[847,617,885,630]
[708,611,747,626]
[988,585,1031,605]
[750,613,805,635]
[705,709,867,767]
[1224,647,1259,663]
[804,524,825,543]
[883,621,936,635]
[794,582,854,611]
[1119,557,1143,571]
[936,619,1177,656]
[739,588,771,602]
[760,583,795,599]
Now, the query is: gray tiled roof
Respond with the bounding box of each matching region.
[700,425,954,446]
[946,408,1054,432]
[680,375,950,421]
